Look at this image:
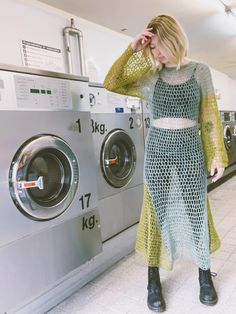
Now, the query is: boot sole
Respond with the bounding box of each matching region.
[147,301,166,312]
[199,297,218,306]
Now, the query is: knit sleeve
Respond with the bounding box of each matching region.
[198,63,228,171]
[103,44,153,99]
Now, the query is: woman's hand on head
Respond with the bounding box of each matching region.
[210,167,224,183]
[131,28,154,52]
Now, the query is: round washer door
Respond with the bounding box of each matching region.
[224,125,232,150]
[101,129,136,188]
[9,135,79,221]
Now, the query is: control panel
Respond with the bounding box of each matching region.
[88,84,142,114]
[15,75,72,109]
[220,111,236,122]
[0,69,89,111]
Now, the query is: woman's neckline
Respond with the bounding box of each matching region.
[163,61,193,70]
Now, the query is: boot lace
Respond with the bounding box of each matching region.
[200,270,217,286]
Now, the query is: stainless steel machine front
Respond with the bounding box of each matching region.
[0,64,102,313]
[207,110,236,190]
[89,83,144,242]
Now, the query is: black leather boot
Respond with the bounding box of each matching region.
[147,266,166,312]
[199,268,218,305]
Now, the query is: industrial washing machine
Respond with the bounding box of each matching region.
[207,111,236,190]
[141,99,151,147]
[232,112,236,164]
[0,64,102,313]
[89,83,144,242]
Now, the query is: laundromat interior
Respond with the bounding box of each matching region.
[0,1,236,313]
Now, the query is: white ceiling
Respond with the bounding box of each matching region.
[39,0,236,79]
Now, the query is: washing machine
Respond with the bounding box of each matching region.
[89,82,144,242]
[141,99,151,147]
[230,111,236,164]
[207,111,236,190]
[0,64,102,313]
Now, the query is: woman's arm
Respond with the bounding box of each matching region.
[103,29,154,98]
[198,63,228,176]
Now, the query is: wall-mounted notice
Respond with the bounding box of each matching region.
[21,40,64,72]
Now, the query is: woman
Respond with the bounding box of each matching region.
[103,14,228,312]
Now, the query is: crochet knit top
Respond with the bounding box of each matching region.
[103,44,228,171]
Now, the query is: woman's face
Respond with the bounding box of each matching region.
[149,35,170,64]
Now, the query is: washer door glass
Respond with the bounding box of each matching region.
[101,129,136,188]
[224,126,232,150]
[9,135,79,220]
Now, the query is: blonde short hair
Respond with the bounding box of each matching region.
[145,14,189,70]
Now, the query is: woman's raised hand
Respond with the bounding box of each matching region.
[131,28,154,52]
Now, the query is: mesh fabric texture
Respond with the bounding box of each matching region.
[104,44,227,270]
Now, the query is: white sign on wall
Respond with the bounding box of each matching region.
[21,40,64,72]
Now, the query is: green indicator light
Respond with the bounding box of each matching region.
[30,89,40,94]
[41,90,46,94]
[47,90,52,95]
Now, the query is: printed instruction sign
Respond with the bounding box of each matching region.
[21,40,64,72]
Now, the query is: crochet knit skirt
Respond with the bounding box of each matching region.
[135,126,220,270]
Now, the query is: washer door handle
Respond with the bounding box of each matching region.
[104,157,118,166]
[17,176,44,190]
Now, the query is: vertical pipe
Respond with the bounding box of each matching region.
[77,32,86,76]
[64,31,73,74]
[63,19,86,76]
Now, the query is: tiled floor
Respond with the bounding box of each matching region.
[47,176,236,314]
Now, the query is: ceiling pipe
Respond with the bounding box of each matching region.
[216,0,236,17]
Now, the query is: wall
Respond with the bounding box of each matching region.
[0,0,131,81]
[211,68,236,111]
[228,77,236,110]
[211,68,229,110]
[0,0,235,110]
